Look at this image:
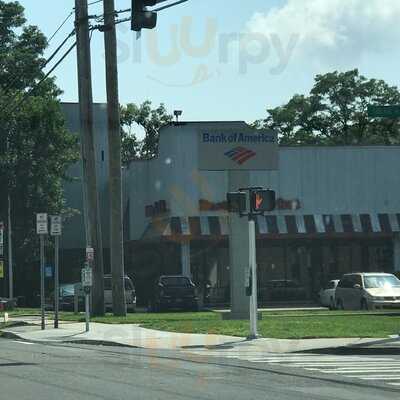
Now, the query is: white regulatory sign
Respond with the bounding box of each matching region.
[50,215,62,236]
[36,213,48,235]
[86,247,94,262]
[81,268,93,287]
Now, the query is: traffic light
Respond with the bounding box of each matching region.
[227,191,247,214]
[131,0,158,32]
[251,189,276,213]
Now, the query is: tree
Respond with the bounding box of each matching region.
[256,69,400,145]
[120,100,173,164]
[0,1,79,297]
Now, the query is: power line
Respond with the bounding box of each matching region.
[1,41,77,118]
[48,11,74,44]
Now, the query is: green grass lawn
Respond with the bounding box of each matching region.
[2,308,400,339]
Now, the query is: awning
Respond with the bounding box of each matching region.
[141,213,400,241]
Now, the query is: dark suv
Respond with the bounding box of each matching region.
[149,275,199,312]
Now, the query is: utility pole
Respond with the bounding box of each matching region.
[75,0,105,316]
[103,0,126,316]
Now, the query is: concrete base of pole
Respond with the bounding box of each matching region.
[247,333,262,340]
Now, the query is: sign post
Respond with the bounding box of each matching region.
[36,213,48,330]
[82,255,93,332]
[50,215,62,329]
[248,217,258,338]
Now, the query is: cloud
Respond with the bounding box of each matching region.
[247,0,400,65]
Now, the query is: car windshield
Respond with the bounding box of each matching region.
[160,277,191,287]
[364,275,400,289]
[60,284,74,296]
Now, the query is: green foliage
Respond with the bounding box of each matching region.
[0,1,79,280]
[120,100,173,164]
[256,69,400,145]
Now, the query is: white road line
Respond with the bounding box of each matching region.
[307,369,400,374]
[388,383,400,386]
[285,362,400,367]
[249,357,392,363]
[349,376,400,381]
[12,340,34,345]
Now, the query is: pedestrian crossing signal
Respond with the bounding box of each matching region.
[251,189,276,213]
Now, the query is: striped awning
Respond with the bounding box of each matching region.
[141,214,400,241]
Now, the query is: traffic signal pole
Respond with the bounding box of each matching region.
[75,0,105,316]
[248,216,259,339]
[103,0,126,316]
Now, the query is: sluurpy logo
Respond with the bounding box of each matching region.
[224,147,257,165]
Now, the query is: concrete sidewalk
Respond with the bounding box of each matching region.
[2,316,399,353]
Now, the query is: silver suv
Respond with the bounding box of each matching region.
[335,273,400,310]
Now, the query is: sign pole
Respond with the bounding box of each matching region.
[36,213,48,330]
[248,217,258,339]
[40,233,45,330]
[54,235,60,329]
[50,215,62,329]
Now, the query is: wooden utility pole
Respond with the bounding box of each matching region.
[75,0,105,316]
[103,0,126,315]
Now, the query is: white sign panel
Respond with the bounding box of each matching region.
[36,213,48,235]
[50,215,62,236]
[0,228,3,245]
[86,247,94,262]
[198,128,278,171]
[81,267,93,287]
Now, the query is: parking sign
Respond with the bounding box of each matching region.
[36,213,48,235]
[50,215,62,236]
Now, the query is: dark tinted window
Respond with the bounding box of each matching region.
[160,276,191,286]
[104,277,133,291]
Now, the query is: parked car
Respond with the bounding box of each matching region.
[148,275,199,312]
[335,272,400,310]
[104,275,136,313]
[318,280,339,309]
[59,283,84,311]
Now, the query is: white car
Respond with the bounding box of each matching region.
[318,280,339,309]
[335,272,400,310]
[104,275,136,312]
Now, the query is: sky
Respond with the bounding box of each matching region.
[17,0,400,123]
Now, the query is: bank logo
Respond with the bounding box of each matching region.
[224,147,257,165]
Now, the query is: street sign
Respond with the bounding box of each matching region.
[198,126,279,171]
[86,247,94,262]
[0,225,3,245]
[0,261,4,279]
[50,215,62,236]
[368,105,400,118]
[81,267,93,287]
[45,265,53,278]
[36,213,48,235]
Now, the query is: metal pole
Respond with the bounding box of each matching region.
[248,218,258,338]
[54,235,59,329]
[85,291,90,332]
[103,0,126,316]
[75,0,105,316]
[40,235,45,330]
[7,194,13,300]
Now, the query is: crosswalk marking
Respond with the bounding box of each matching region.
[184,348,400,388]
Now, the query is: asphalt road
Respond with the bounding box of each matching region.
[0,338,399,400]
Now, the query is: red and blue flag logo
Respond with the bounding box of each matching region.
[224,147,256,165]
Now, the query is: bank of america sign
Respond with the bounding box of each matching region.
[198,126,278,171]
